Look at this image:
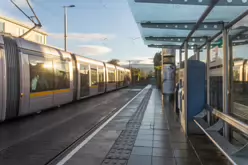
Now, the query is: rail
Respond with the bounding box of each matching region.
[194,106,248,165]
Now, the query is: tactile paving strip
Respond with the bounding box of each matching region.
[101,88,152,165]
[102,159,127,165]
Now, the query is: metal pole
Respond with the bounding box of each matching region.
[206,41,211,125]
[228,38,233,140]
[228,39,233,113]
[64,7,67,51]
[196,48,200,61]
[179,49,182,85]
[179,49,182,69]
[222,28,230,140]
[183,42,188,134]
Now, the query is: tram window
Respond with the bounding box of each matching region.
[29,57,54,93]
[91,68,98,85]
[80,64,89,97]
[118,70,121,81]
[98,68,104,82]
[54,60,70,89]
[80,64,89,74]
[209,76,223,111]
[121,71,124,81]
[233,66,241,81]
[108,70,115,83]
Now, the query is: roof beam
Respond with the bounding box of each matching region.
[148,44,181,49]
[233,34,248,41]
[181,0,220,48]
[198,31,222,49]
[148,44,197,49]
[199,9,248,50]
[141,22,225,30]
[225,9,248,29]
[231,28,248,40]
[145,36,207,43]
[135,0,248,6]
[233,40,248,46]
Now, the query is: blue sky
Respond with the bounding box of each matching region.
[0,0,160,64]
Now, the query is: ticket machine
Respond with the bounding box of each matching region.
[178,60,206,135]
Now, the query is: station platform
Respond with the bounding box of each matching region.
[60,85,229,165]
[0,86,144,165]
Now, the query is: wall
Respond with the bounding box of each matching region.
[0,17,46,44]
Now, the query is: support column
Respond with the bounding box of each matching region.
[196,48,200,61]
[222,28,230,140]
[182,42,188,134]
[179,49,182,83]
[161,49,176,101]
[206,41,211,125]
[228,38,233,140]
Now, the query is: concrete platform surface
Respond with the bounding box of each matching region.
[61,86,229,165]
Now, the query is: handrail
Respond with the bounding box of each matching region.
[212,108,248,135]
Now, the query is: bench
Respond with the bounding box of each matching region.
[194,107,248,165]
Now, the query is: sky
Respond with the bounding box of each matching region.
[0,0,161,65]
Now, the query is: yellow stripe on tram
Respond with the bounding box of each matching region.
[30,91,53,98]
[30,89,70,98]
[91,85,98,89]
[54,89,70,94]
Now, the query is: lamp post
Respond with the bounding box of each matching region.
[63,5,75,51]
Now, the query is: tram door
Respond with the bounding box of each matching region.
[80,64,90,97]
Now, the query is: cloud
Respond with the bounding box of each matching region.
[77,45,112,55]
[49,33,115,42]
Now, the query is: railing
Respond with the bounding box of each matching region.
[212,109,248,135]
[194,106,248,165]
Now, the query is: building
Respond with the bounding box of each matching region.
[0,15,47,44]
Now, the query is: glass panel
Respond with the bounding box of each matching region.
[54,60,70,89]
[98,68,104,82]
[91,68,98,85]
[128,2,206,22]
[142,28,218,38]
[229,17,248,123]
[29,56,54,93]
[108,69,115,83]
[0,22,5,32]
[80,64,89,97]
[98,67,104,92]
[19,28,25,36]
[209,38,223,112]
[231,45,248,120]
[35,34,42,43]
[128,1,248,48]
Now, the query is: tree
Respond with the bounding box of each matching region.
[131,68,140,82]
[108,59,120,66]
[153,52,161,67]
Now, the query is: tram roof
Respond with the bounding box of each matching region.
[127,0,248,50]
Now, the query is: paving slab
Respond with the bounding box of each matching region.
[63,87,230,165]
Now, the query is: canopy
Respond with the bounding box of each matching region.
[127,0,248,50]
